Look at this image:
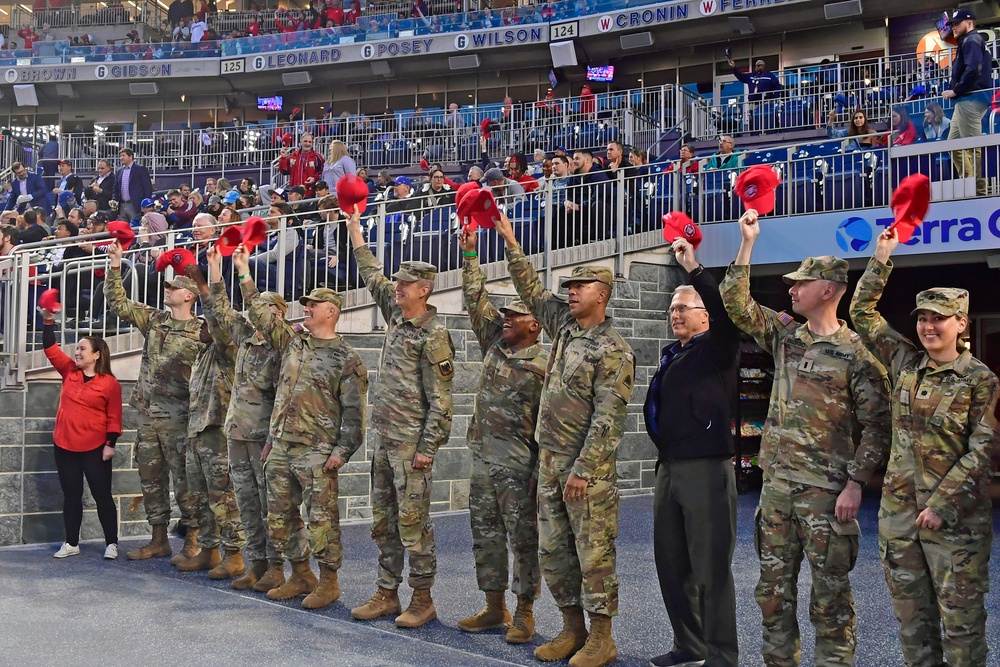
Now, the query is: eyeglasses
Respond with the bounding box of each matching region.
[668,305,707,315]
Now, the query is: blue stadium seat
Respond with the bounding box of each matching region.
[782,98,811,130]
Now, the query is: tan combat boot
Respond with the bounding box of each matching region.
[505,594,536,644]
[351,588,401,620]
[395,588,437,628]
[458,590,511,632]
[534,605,588,662]
[252,560,286,593]
[302,564,341,609]
[169,526,201,565]
[176,546,222,572]
[207,550,246,580]
[568,613,616,667]
[267,560,318,600]
[126,524,171,560]
[232,559,268,590]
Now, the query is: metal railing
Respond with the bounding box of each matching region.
[690,47,995,141]
[4,128,999,387]
[8,0,166,32]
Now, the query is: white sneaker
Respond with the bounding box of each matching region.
[54,543,80,559]
[104,544,118,560]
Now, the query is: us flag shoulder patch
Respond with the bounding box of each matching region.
[776,311,795,326]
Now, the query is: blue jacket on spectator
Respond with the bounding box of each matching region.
[732,65,783,103]
[6,172,49,213]
[950,29,992,105]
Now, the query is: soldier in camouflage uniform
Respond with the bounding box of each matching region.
[457,226,546,644]
[232,246,368,610]
[850,228,1000,667]
[105,241,204,561]
[720,209,891,667]
[203,249,288,592]
[172,257,247,578]
[495,213,635,667]
[346,210,454,629]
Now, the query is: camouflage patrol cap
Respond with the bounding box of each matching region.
[260,291,288,314]
[782,256,849,284]
[392,261,437,282]
[911,287,969,317]
[499,300,532,316]
[299,287,344,309]
[559,265,613,288]
[163,275,198,294]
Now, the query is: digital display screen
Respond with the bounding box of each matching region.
[548,69,559,89]
[586,65,614,83]
[257,95,284,112]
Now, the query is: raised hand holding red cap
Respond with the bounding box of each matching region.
[38,288,61,314]
[662,211,703,249]
[335,174,369,216]
[735,165,781,215]
[889,174,930,244]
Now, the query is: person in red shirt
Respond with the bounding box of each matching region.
[245,14,261,36]
[40,307,123,561]
[891,105,918,146]
[278,133,325,197]
[17,25,39,49]
[508,152,538,193]
[580,84,596,120]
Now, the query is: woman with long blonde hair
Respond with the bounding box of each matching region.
[321,139,357,185]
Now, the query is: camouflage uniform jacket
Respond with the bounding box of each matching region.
[720,263,890,491]
[851,257,1000,529]
[463,256,547,474]
[241,280,367,460]
[505,246,635,480]
[203,281,282,442]
[186,314,237,439]
[354,245,454,457]
[104,267,204,417]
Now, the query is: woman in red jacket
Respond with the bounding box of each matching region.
[40,307,122,560]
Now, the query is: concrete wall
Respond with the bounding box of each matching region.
[0,257,682,546]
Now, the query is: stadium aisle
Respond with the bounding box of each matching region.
[2,494,999,666]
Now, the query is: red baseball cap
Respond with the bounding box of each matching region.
[889,174,930,243]
[455,182,482,229]
[214,225,244,257]
[154,247,196,274]
[734,165,780,215]
[480,118,498,139]
[458,187,500,230]
[241,216,269,251]
[662,212,703,249]
[38,288,61,314]
[335,174,369,216]
[107,221,136,250]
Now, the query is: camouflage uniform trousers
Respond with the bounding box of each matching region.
[265,439,343,568]
[754,476,860,667]
[136,413,198,528]
[229,438,279,563]
[879,508,991,667]
[186,426,246,551]
[371,435,436,590]
[537,450,619,617]
[469,454,541,597]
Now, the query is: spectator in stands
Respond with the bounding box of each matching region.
[704,136,742,171]
[506,152,538,193]
[17,209,47,245]
[39,134,60,189]
[218,207,241,225]
[922,102,951,141]
[237,177,256,197]
[534,158,554,191]
[166,189,198,229]
[382,176,421,214]
[944,8,991,195]
[173,17,191,43]
[890,106,918,146]
[114,148,153,223]
[313,181,331,201]
[7,161,49,214]
[570,149,612,241]
[445,103,464,131]
[580,84,596,120]
[87,160,115,211]
[17,25,39,50]
[467,165,484,183]
[666,145,699,174]
[250,202,299,293]
[53,160,84,205]
[605,141,626,176]
[826,109,884,150]
[279,133,324,198]
[189,16,208,43]
[727,57,783,104]
[483,167,525,209]
[321,139,357,186]
[139,198,168,245]
[168,0,186,27]
[357,167,374,190]
[415,169,456,212]
[530,148,546,176]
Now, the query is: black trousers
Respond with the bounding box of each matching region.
[53,444,118,546]
[653,457,739,667]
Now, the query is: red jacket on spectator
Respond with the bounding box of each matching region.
[246,18,260,36]
[517,174,539,193]
[45,344,123,453]
[345,0,361,24]
[279,149,325,196]
[893,122,918,147]
[17,27,38,49]
[326,6,344,25]
[580,85,596,119]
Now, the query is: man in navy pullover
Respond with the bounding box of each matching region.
[943,7,992,194]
